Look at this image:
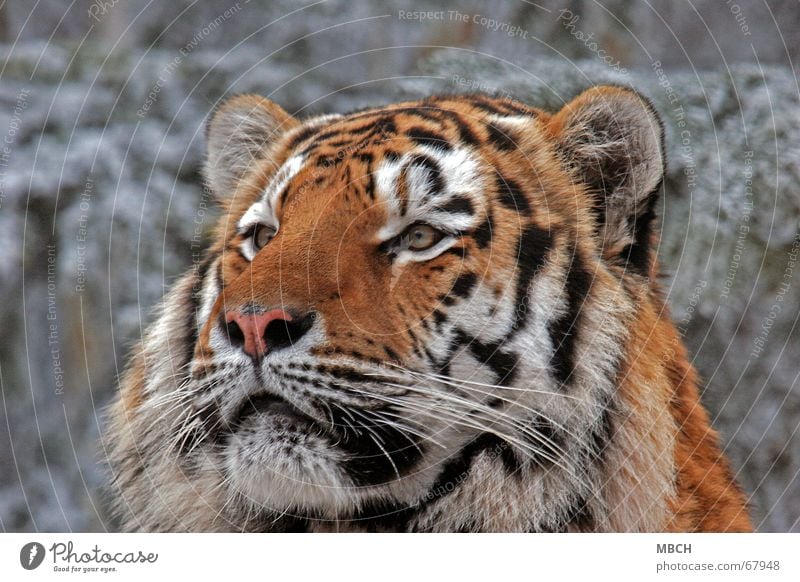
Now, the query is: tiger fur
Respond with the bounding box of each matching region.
[104,86,752,532]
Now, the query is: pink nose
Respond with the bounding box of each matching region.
[224,308,294,358]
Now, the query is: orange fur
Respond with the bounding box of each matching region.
[108,88,751,532]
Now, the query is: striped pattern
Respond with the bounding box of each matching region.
[105,88,752,532]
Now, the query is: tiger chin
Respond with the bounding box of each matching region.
[105,86,752,532]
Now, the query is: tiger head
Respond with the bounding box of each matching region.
[107,87,751,532]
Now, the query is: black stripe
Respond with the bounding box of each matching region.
[383,345,400,362]
[548,250,592,387]
[392,106,442,122]
[585,399,615,464]
[454,329,519,386]
[467,97,509,115]
[324,116,396,146]
[468,338,519,387]
[499,100,535,116]
[279,183,292,207]
[437,196,473,216]
[487,124,518,151]
[409,154,445,192]
[451,272,477,298]
[339,120,393,138]
[363,172,375,201]
[441,111,481,146]
[186,253,216,365]
[407,153,445,200]
[215,258,225,289]
[307,128,346,144]
[327,138,354,148]
[374,116,397,137]
[407,127,451,151]
[496,174,531,216]
[336,405,425,487]
[286,125,319,150]
[424,433,518,504]
[472,213,494,249]
[509,224,553,335]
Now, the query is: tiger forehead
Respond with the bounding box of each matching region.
[284,94,540,159]
[265,95,543,213]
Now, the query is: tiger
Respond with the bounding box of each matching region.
[105,85,752,532]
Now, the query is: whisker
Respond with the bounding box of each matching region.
[337,377,572,462]
[377,380,578,447]
[389,365,582,401]
[348,407,437,452]
[343,385,574,474]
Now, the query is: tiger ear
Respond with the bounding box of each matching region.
[548,86,665,275]
[204,94,298,202]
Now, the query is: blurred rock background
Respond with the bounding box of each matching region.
[0,0,798,532]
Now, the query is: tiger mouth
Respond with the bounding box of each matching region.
[234,392,317,429]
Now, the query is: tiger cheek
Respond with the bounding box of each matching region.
[336,254,397,335]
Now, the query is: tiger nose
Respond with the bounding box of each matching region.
[222,308,314,359]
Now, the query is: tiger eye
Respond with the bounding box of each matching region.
[405,224,441,251]
[253,224,275,250]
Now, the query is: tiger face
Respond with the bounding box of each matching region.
[107,87,752,532]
